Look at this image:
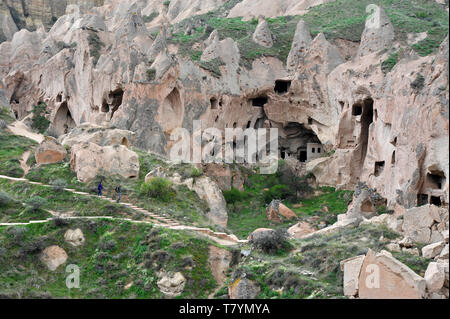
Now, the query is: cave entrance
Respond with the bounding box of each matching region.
[109,88,124,119]
[352,103,363,116]
[274,80,291,94]
[374,161,385,177]
[210,97,218,109]
[160,87,183,132]
[430,196,442,206]
[53,101,76,136]
[250,97,268,107]
[299,150,307,162]
[359,98,373,168]
[426,172,444,190]
[417,194,429,206]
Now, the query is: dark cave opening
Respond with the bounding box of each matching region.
[251,97,268,107]
[274,80,291,94]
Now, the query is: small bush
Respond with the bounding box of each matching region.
[223,187,248,204]
[163,1,170,6]
[0,191,13,206]
[411,73,425,91]
[251,228,291,254]
[381,52,398,74]
[139,177,175,202]
[146,68,156,81]
[263,184,292,204]
[50,178,67,192]
[25,196,47,211]
[31,102,50,133]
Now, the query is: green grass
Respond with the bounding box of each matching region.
[0,219,221,298]
[0,129,37,177]
[167,0,448,70]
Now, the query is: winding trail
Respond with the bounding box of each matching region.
[0,174,247,246]
[7,121,44,143]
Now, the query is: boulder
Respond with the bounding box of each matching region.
[229,278,260,299]
[247,228,274,241]
[252,17,273,48]
[35,136,67,165]
[340,255,365,296]
[287,221,315,239]
[402,205,442,244]
[64,228,85,247]
[266,200,297,223]
[157,272,186,298]
[422,241,446,259]
[425,262,446,293]
[39,245,68,271]
[438,244,449,260]
[399,237,415,248]
[358,249,426,299]
[70,142,140,182]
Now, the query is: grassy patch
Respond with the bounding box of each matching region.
[31,102,50,134]
[0,129,37,177]
[0,219,221,298]
[381,51,399,74]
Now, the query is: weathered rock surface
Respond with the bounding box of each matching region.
[40,245,68,271]
[402,205,444,244]
[208,245,232,286]
[157,272,186,297]
[70,142,140,182]
[286,19,311,72]
[425,262,446,293]
[422,241,446,259]
[64,228,85,247]
[340,255,365,296]
[35,136,67,165]
[357,249,426,299]
[228,278,260,299]
[287,221,315,239]
[266,200,297,223]
[252,17,273,48]
[60,123,135,147]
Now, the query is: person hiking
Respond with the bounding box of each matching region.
[98,181,103,196]
[115,184,122,203]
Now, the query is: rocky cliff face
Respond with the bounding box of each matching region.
[0,0,448,214]
[0,0,104,41]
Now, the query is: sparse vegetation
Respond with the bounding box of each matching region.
[31,102,50,133]
[139,178,175,202]
[88,31,105,66]
[381,52,399,73]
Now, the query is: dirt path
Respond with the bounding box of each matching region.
[7,121,44,143]
[0,174,246,246]
[19,151,31,177]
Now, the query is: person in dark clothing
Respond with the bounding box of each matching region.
[115,185,122,203]
[98,181,103,196]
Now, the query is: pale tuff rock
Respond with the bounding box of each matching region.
[339,255,365,296]
[40,245,68,271]
[360,214,403,233]
[208,246,232,286]
[266,200,297,223]
[422,241,446,259]
[252,17,273,48]
[157,272,186,297]
[64,228,85,247]
[70,142,140,182]
[287,221,315,239]
[204,29,219,47]
[357,5,395,57]
[35,137,67,165]
[402,205,444,244]
[148,25,168,59]
[228,278,260,299]
[286,20,311,72]
[425,262,446,293]
[169,174,228,227]
[247,228,274,242]
[345,249,427,299]
[60,123,135,148]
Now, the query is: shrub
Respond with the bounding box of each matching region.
[163,1,170,6]
[50,178,67,192]
[139,177,175,202]
[146,68,156,81]
[251,228,291,254]
[263,184,292,203]
[411,73,425,91]
[31,102,50,133]
[223,187,248,204]
[0,191,13,206]
[88,32,105,66]
[25,196,47,211]
[381,52,398,74]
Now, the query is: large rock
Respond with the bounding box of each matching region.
[157,272,186,298]
[35,136,67,165]
[64,228,85,247]
[357,5,395,57]
[228,278,260,299]
[340,255,365,296]
[266,200,297,223]
[425,262,446,293]
[422,241,446,259]
[247,228,274,241]
[252,17,273,48]
[402,205,442,244]
[70,142,140,182]
[287,221,315,239]
[358,249,426,299]
[60,123,135,148]
[39,245,68,271]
